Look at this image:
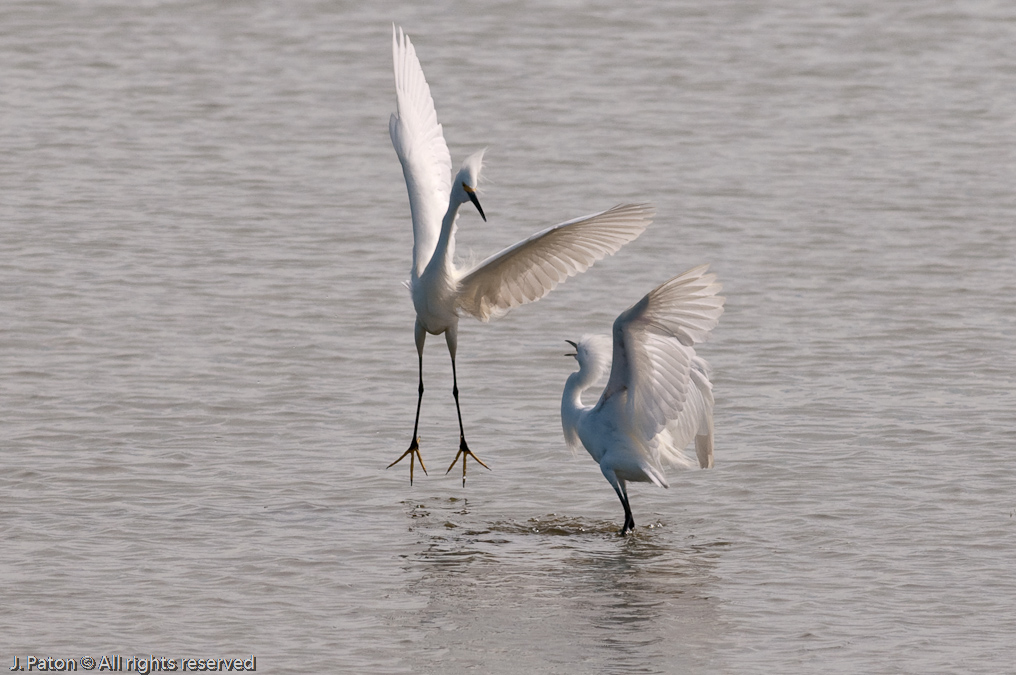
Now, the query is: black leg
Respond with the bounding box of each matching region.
[614,483,635,535]
[388,347,428,485]
[445,354,490,487]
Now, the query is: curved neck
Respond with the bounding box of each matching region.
[421,194,461,277]
[561,366,597,437]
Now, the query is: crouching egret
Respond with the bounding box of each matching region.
[561,265,724,534]
[388,26,653,486]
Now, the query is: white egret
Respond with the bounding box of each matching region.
[388,26,654,486]
[561,265,724,534]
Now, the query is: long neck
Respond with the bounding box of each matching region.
[421,196,461,278]
[561,366,598,443]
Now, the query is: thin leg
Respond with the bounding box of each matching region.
[444,353,490,487]
[613,483,635,535]
[388,324,428,485]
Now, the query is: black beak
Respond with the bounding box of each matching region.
[565,339,577,356]
[467,189,486,222]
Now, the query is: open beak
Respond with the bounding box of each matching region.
[463,183,486,222]
[565,339,577,356]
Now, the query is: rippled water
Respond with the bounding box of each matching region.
[2,1,1014,673]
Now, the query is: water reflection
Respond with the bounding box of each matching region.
[390,498,729,673]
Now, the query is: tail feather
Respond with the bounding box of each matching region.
[695,431,713,469]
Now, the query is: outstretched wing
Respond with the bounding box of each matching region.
[389,26,452,275]
[455,203,654,321]
[600,265,724,443]
[653,357,715,469]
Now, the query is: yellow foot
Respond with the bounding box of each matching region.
[387,437,427,486]
[445,436,490,487]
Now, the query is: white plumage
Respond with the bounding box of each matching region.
[561,265,724,534]
[387,26,653,486]
[456,203,657,321]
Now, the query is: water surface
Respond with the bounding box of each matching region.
[2,1,1014,673]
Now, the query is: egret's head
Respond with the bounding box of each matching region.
[454,149,486,221]
[564,335,611,379]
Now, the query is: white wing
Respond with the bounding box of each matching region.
[389,26,452,275]
[455,203,654,321]
[600,265,724,444]
[653,357,715,469]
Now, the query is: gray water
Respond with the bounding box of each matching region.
[2,1,1014,673]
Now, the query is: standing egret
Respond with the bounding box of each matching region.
[561,265,724,534]
[388,26,654,486]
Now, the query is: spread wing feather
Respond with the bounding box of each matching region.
[652,357,715,469]
[455,203,654,321]
[600,265,724,443]
[389,26,452,275]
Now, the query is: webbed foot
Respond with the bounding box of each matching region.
[388,436,427,486]
[445,435,490,487]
